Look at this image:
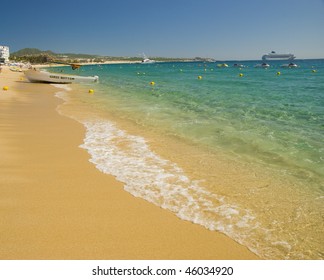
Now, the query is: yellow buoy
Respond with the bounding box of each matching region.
[312,70,317,73]
[239,73,243,77]
[198,75,202,80]
[150,81,155,86]
[88,89,94,94]
[277,71,281,75]
[3,86,9,91]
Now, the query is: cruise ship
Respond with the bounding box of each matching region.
[262,51,295,61]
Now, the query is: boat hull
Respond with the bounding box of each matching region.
[24,69,99,84]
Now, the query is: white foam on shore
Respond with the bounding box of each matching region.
[53,84,72,92]
[80,120,259,241]
[53,84,72,106]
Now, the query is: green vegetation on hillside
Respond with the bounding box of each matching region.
[10,48,202,64]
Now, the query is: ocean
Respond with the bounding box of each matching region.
[52,59,324,259]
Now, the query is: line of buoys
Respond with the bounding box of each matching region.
[136,67,319,86]
[3,86,9,91]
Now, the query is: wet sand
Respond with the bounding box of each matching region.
[0,67,258,259]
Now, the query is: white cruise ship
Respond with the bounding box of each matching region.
[262,51,295,61]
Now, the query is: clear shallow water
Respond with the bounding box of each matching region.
[52,59,324,259]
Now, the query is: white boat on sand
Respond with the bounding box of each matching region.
[24,69,99,84]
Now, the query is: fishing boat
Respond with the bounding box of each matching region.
[24,69,99,84]
[262,51,296,61]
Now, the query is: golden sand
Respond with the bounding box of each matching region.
[0,67,258,259]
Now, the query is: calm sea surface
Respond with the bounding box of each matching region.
[52,59,324,259]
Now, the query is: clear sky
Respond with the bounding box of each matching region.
[2,0,324,60]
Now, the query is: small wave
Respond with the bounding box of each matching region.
[79,120,262,248]
[52,84,72,92]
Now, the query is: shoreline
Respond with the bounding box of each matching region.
[0,67,259,259]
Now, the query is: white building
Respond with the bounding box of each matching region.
[0,45,10,63]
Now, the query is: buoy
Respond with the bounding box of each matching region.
[239,73,243,77]
[198,75,202,80]
[88,89,94,94]
[3,86,9,91]
[276,71,281,76]
[150,81,155,86]
[312,70,317,73]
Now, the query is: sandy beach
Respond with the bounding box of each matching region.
[0,67,258,260]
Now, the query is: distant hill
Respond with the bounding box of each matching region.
[11,48,56,57]
[11,48,103,59]
[10,48,106,63]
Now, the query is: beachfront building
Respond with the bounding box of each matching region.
[0,45,10,63]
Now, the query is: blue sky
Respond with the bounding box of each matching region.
[2,0,324,59]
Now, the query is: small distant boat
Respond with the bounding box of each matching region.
[217,63,228,68]
[280,62,298,68]
[24,69,99,84]
[262,51,295,61]
[254,62,270,68]
[141,53,155,64]
[233,63,245,68]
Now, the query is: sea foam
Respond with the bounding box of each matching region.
[80,120,258,240]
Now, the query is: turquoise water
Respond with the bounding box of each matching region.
[52,59,324,259]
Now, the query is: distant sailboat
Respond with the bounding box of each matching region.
[141,53,155,64]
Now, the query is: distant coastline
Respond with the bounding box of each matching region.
[8,48,324,67]
[10,47,202,65]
